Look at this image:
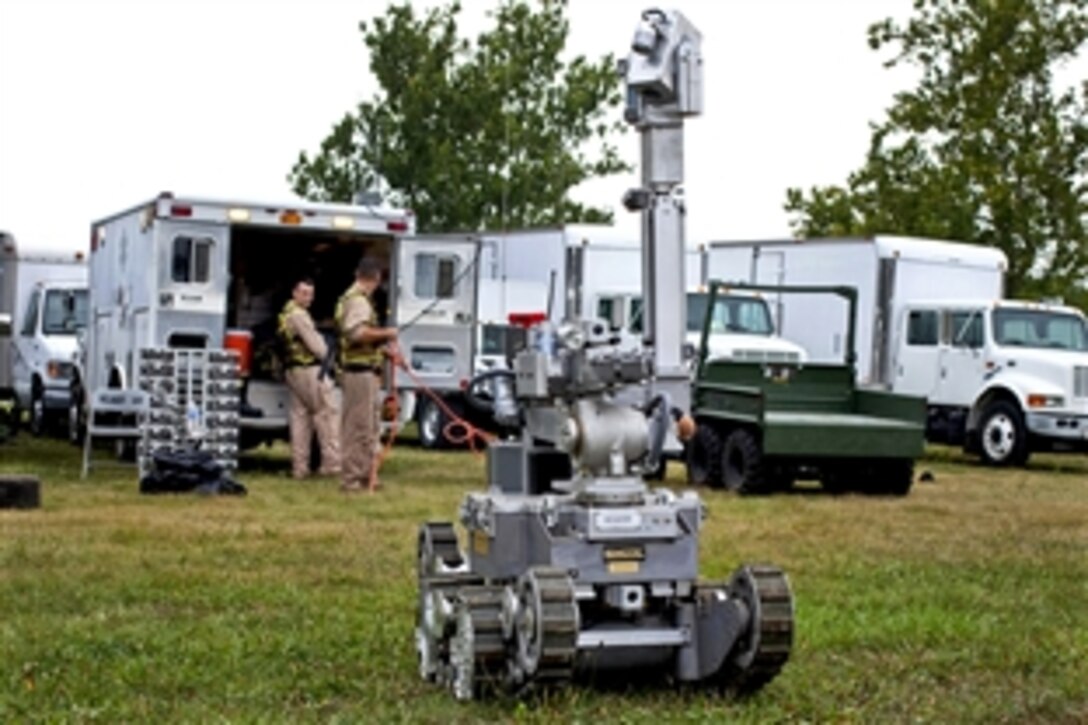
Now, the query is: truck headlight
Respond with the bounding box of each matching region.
[1026,394,1065,409]
[46,360,74,380]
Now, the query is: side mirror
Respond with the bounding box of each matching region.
[0,312,11,338]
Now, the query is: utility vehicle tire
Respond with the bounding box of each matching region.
[722,428,769,495]
[686,424,724,488]
[977,400,1030,467]
[876,459,914,496]
[418,396,461,450]
[0,475,41,509]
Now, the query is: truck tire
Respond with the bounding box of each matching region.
[68,383,86,446]
[114,438,137,463]
[29,384,47,437]
[418,396,457,450]
[686,424,723,488]
[721,428,769,495]
[977,400,1030,467]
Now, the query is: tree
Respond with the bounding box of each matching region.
[289,0,628,233]
[785,0,1088,300]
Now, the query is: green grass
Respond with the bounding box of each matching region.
[2,435,1086,723]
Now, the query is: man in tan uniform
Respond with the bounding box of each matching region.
[278,277,341,479]
[336,258,397,493]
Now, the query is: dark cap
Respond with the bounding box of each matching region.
[355,257,382,279]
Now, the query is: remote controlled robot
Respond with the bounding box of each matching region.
[415,8,794,700]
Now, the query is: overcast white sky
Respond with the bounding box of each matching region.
[2,0,1078,255]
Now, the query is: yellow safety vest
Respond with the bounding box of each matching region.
[277,300,318,367]
[335,285,382,369]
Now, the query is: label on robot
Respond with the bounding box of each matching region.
[594,511,642,531]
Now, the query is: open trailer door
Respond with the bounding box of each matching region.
[394,236,479,392]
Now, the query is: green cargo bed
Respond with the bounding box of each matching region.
[693,362,926,459]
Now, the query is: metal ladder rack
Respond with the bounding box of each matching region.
[137,348,241,477]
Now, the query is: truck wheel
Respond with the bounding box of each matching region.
[686,424,723,488]
[68,384,86,446]
[876,459,914,496]
[977,400,1030,467]
[721,428,768,495]
[418,396,458,450]
[29,385,47,437]
[114,438,137,463]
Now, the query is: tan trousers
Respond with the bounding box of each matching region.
[286,366,341,479]
[341,370,380,490]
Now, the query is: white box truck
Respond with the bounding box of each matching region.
[0,232,88,436]
[78,193,479,456]
[475,226,805,364]
[708,235,1088,465]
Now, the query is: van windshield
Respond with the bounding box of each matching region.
[42,289,88,335]
[993,308,1088,351]
[629,293,774,336]
[688,293,773,336]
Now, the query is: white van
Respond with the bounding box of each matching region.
[0,233,88,435]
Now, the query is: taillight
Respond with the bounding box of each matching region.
[387,219,409,233]
[170,204,193,217]
[508,311,548,328]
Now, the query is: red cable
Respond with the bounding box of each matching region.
[367,348,496,492]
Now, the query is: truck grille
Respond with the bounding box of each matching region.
[734,350,802,364]
[1076,366,1088,399]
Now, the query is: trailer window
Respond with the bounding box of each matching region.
[414,253,459,299]
[21,290,40,336]
[410,345,456,374]
[907,310,938,346]
[172,236,214,284]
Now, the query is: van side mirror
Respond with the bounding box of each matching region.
[0,312,11,338]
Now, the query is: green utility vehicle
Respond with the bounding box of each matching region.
[686,282,925,496]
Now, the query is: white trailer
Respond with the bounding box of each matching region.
[80,193,479,461]
[0,232,88,435]
[708,235,1088,465]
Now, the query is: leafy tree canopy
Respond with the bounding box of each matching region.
[786,0,1088,301]
[290,0,629,233]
